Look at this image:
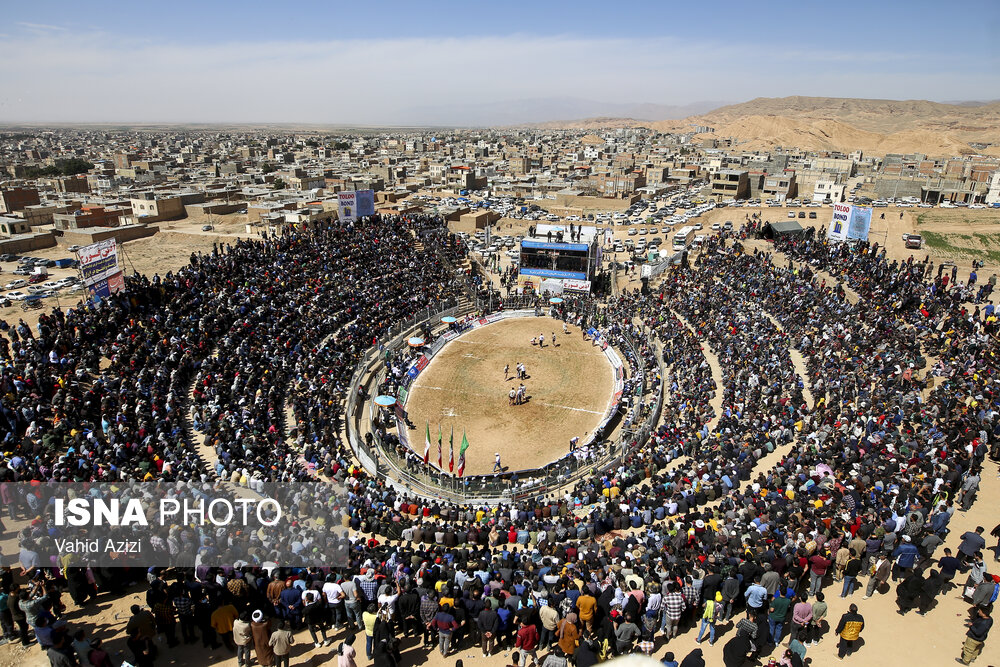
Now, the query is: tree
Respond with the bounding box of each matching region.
[272,178,286,190]
[23,158,93,178]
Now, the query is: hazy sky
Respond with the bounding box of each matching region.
[1,0,998,124]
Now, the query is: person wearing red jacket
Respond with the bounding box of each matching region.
[515,619,539,666]
[808,551,832,597]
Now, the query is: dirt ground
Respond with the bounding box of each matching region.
[0,224,246,331]
[404,316,615,476]
[699,205,1000,281]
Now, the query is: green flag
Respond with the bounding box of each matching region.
[457,430,470,477]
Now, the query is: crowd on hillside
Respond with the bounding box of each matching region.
[0,214,996,667]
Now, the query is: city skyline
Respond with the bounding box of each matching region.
[1,0,999,125]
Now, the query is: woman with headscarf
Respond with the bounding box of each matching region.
[556,611,579,656]
[679,647,706,667]
[723,632,752,667]
[251,609,275,667]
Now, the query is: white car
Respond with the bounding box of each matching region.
[6,291,26,301]
[4,279,26,290]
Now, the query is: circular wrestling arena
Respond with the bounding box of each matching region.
[402,314,621,476]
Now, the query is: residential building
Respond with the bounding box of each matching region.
[43,175,91,194]
[0,187,41,213]
[53,206,129,230]
[813,180,845,203]
[985,171,1000,205]
[710,169,749,199]
[0,215,30,236]
[762,171,798,201]
[129,192,185,221]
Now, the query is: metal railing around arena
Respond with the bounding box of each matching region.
[345,302,666,505]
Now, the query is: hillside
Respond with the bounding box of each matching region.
[532,96,1000,156]
[667,96,1000,156]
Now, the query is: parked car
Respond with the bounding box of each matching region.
[5,291,26,301]
[809,212,817,219]
[12,268,30,276]
[787,211,796,218]
[202,225,214,231]
[67,245,82,252]
[5,279,27,290]
[28,274,46,284]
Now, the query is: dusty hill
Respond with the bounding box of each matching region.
[528,97,1000,156]
[659,96,1000,156]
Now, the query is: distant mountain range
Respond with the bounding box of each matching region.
[388,98,727,127]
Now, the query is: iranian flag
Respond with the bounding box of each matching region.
[437,424,443,469]
[448,426,454,473]
[456,431,470,477]
[423,423,431,464]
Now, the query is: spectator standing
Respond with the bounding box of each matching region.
[959,606,993,665]
[835,604,864,660]
[269,621,294,667]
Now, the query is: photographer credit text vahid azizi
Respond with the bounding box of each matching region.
[53,497,282,527]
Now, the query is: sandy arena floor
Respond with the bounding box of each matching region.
[403,316,615,476]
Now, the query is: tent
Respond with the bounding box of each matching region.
[762,221,806,239]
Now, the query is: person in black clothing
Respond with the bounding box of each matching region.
[478,605,500,656]
[397,587,421,638]
[917,570,943,615]
[573,639,600,667]
[896,567,925,615]
[722,633,751,667]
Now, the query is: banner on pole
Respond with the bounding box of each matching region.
[78,240,120,286]
[828,203,850,242]
[846,206,872,241]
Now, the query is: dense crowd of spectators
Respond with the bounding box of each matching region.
[0,214,996,667]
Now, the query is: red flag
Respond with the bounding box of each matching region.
[423,423,430,464]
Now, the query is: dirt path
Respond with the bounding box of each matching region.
[762,311,815,408]
[671,310,725,430]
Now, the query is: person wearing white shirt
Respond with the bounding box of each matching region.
[323,579,345,628]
